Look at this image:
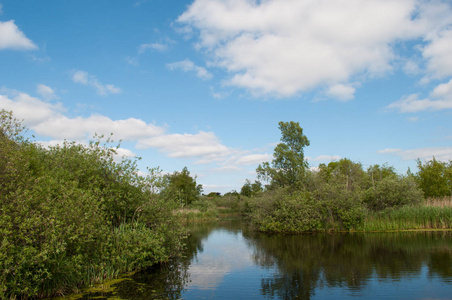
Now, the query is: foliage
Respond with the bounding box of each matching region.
[416,158,452,198]
[240,179,263,197]
[317,158,368,191]
[360,205,452,231]
[247,120,430,233]
[364,176,423,211]
[257,121,310,188]
[0,110,184,299]
[161,167,203,207]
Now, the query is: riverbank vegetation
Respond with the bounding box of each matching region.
[235,121,452,233]
[0,111,186,298]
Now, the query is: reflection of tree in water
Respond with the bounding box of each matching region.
[244,231,452,300]
[78,220,451,300]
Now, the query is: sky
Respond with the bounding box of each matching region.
[1,0,452,194]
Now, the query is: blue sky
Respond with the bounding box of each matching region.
[1,0,452,194]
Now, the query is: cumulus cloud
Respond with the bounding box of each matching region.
[166,58,212,80]
[378,147,452,162]
[0,90,163,141]
[325,84,356,101]
[1,89,277,170]
[387,78,452,112]
[235,153,272,165]
[37,84,57,100]
[137,131,230,161]
[0,20,37,50]
[377,148,403,154]
[72,70,122,95]
[177,0,452,97]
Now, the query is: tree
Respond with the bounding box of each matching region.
[162,167,203,207]
[240,180,263,197]
[367,164,397,188]
[257,121,310,188]
[317,158,367,191]
[416,158,451,198]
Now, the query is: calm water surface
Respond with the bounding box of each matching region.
[77,217,452,299]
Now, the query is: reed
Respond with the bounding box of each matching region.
[360,205,452,231]
[424,196,452,208]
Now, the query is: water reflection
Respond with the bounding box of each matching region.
[75,218,452,299]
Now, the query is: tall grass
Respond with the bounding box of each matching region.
[359,205,452,231]
[425,196,452,208]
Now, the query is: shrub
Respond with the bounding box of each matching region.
[364,176,423,211]
[0,111,184,298]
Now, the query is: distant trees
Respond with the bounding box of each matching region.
[240,179,263,197]
[416,158,452,198]
[161,167,203,207]
[257,121,310,188]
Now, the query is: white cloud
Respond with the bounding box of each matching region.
[137,131,230,161]
[387,78,452,112]
[377,148,403,154]
[310,155,342,162]
[167,58,212,80]
[37,84,56,100]
[114,148,136,158]
[72,70,122,95]
[138,42,168,53]
[407,116,419,122]
[379,146,452,162]
[212,166,242,173]
[0,90,163,141]
[177,0,452,97]
[326,84,356,101]
[1,89,275,171]
[235,153,271,165]
[0,92,61,126]
[0,20,37,50]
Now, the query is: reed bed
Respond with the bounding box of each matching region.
[360,204,452,231]
[424,196,452,208]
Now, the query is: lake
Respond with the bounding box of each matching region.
[74,217,452,299]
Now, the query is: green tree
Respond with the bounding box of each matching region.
[257,121,310,188]
[318,158,367,191]
[162,167,203,207]
[367,164,397,188]
[240,180,263,197]
[416,158,451,198]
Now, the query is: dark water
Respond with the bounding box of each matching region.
[77,217,452,299]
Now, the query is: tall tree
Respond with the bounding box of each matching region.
[162,167,203,207]
[257,121,310,188]
[416,158,451,198]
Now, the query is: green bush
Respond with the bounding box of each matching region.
[0,110,184,298]
[364,176,423,211]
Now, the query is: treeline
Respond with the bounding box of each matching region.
[235,121,452,233]
[0,111,186,298]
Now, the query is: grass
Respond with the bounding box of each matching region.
[425,196,452,208]
[175,208,219,222]
[359,197,452,231]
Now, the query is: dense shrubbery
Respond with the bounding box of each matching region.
[0,110,184,298]
[240,121,430,233]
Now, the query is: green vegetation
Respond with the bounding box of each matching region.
[239,121,452,233]
[160,167,203,208]
[0,110,185,299]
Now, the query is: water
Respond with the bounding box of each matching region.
[76,217,452,299]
